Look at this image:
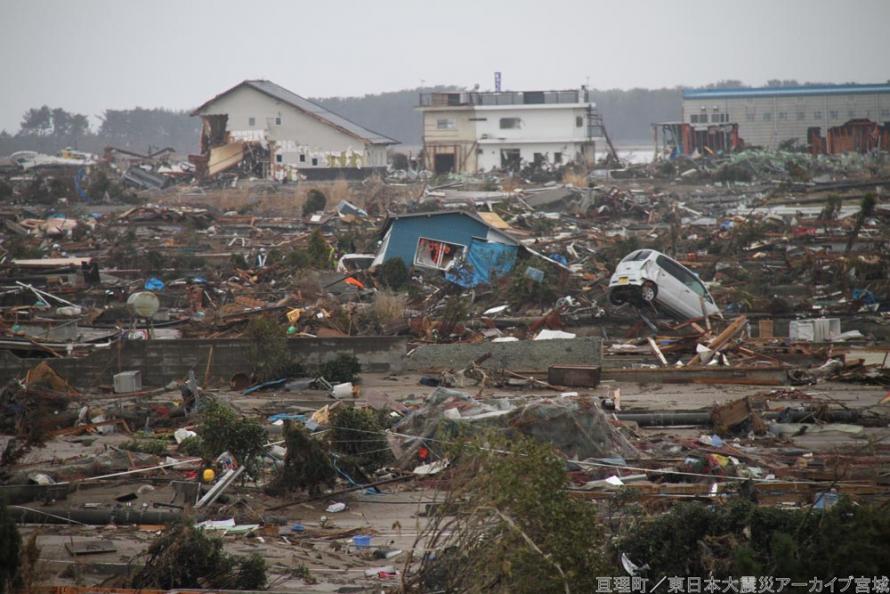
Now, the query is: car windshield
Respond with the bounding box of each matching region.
[621,250,652,263]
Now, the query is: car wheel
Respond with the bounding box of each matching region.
[609,291,625,306]
[640,282,657,303]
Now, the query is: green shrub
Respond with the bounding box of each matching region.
[379,257,409,290]
[329,406,392,473]
[132,520,267,589]
[200,399,267,478]
[616,496,890,579]
[269,421,336,496]
[302,189,327,216]
[414,434,607,593]
[0,500,22,594]
[319,354,361,383]
[244,317,302,381]
[120,438,168,456]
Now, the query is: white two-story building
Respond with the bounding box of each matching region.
[418,89,609,174]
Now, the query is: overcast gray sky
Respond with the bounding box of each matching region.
[1,0,888,132]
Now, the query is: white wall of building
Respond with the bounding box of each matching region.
[196,86,386,168]
[683,91,890,149]
[469,104,595,171]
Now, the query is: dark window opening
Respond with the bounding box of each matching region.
[275,154,283,163]
[299,154,306,163]
[433,153,455,174]
[500,117,522,129]
[311,157,318,166]
[554,152,562,164]
[275,116,282,125]
[500,148,521,171]
[248,117,256,126]
[575,115,583,127]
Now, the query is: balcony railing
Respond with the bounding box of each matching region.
[420,90,586,107]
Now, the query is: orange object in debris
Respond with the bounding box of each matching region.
[418,446,430,461]
[344,277,365,289]
[202,468,216,482]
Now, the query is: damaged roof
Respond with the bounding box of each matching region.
[192,80,398,146]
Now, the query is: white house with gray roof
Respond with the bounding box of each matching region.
[191,80,397,180]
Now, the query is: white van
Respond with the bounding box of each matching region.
[608,249,721,320]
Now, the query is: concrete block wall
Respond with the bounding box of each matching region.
[403,337,602,372]
[0,336,410,389]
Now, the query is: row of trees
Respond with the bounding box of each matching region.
[0,106,200,156]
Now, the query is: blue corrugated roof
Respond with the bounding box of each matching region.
[683,83,890,100]
[194,80,397,145]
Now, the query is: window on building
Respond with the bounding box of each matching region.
[700,114,709,123]
[248,117,256,127]
[778,112,787,120]
[690,114,699,123]
[275,154,283,163]
[554,152,563,164]
[436,118,455,130]
[533,153,545,166]
[499,117,522,129]
[414,238,464,271]
[763,112,772,121]
[797,112,806,121]
[881,110,890,119]
[814,111,823,120]
[829,110,839,120]
[299,154,306,163]
[311,157,318,166]
[275,116,282,125]
[575,115,583,127]
[745,112,755,122]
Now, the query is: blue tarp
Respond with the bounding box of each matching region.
[144,277,165,291]
[446,240,518,288]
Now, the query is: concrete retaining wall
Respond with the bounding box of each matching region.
[0,336,409,389]
[403,337,602,372]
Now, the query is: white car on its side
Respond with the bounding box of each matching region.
[608,249,721,320]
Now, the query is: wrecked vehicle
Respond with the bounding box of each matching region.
[608,249,720,319]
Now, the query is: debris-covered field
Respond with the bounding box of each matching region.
[2,147,890,592]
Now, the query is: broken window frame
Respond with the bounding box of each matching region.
[414,237,465,271]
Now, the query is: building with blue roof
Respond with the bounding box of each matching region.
[681,83,890,150]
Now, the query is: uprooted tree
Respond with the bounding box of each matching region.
[407,433,608,593]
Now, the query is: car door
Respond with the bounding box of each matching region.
[655,255,702,319]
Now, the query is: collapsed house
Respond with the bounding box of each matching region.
[373,210,520,286]
[190,80,398,181]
